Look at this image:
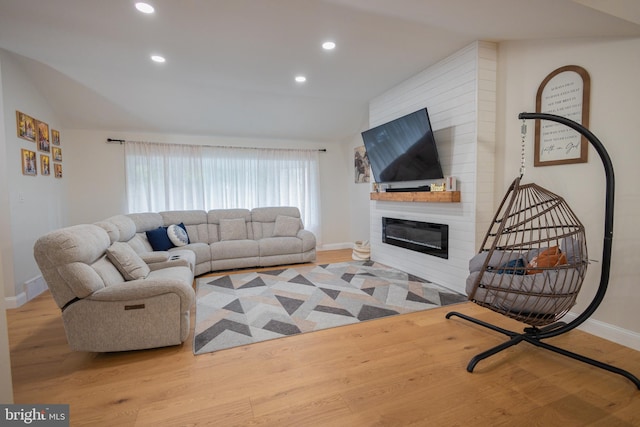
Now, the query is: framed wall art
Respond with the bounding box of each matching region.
[54,163,63,179]
[40,155,51,176]
[52,147,62,162]
[354,145,370,183]
[52,129,61,146]
[37,120,50,153]
[534,65,590,166]
[16,111,36,142]
[21,148,37,176]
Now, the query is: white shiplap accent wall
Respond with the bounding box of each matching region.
[368,41,497,294]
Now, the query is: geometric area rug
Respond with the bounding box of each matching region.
[194,260,467,355]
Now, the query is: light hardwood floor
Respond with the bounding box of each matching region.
[7,249,640,426]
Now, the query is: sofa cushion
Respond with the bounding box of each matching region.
[272,215,301,237]
[167,223,189,247]
[126,212,164,233]
[251,206,301,239]
[220,218,248,241]
[94,220,120,244]
[128,233,154,253]
[106,242,150,280]
[104,215,137,242]
[259,237,302,257]
[146,227,174,251]
[211,240,259,260]
[208,209,252,243]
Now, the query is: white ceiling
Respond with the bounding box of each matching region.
[1,0,639,142]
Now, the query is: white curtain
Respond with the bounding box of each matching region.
[125,141,321,239]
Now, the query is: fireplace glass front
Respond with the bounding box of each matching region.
[382,217,448,259]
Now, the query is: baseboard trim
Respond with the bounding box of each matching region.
[318,242,353,251]
[4,275,47,309]
[564,311,640,351]
[4,292,27,309]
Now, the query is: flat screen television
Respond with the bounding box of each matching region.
[361,108,444,184]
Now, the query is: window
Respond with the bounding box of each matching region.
[125,141,321,238]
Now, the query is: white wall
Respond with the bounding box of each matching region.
[367,42,497,294]
[0,49,67,307]
[498,37,640,343]
[342,130,374,247]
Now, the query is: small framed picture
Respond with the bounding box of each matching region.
[52,129,61,146]
[37,121,50,153]
[354,145,370,183]
[54,163,63,179]
[21,149,37,176]
[52,147,62,162]
[40,155,51,176]
[16,111,36,142]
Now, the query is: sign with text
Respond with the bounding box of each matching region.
[534,65,590,166]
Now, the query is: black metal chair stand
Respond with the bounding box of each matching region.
[447,112,640,390]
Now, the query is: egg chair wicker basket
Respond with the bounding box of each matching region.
[446,112,639,389]
[466,177,587,327]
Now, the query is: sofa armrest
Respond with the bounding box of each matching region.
[87,267,195,312]
[297,229,316,252]
[139,250,194,272]
[139,251,170,263]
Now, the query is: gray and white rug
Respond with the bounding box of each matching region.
[194,260,466,355]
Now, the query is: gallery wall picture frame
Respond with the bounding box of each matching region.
[16,111,37,142]
[36,120,50,153]
[21,148,37,176]
[52,129,61,146]
[534,65,590,166]
[52,147,62,162]
[54,163,63,179]
[40,155,51,176]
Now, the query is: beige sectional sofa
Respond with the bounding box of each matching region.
[33,206,316,352]
[104,206,316,275]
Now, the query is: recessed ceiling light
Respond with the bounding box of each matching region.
[322,41,336,50]
[135,2,155,14]
[295,75,307,83]
[151,55,165,63]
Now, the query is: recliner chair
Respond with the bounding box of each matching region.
[33,223,195,352]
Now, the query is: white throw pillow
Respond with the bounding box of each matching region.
[167,224,189,247]
[106,242,150,281]
[220,218,248,241]
[272,215,301,237]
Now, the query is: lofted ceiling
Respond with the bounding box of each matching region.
[0,0,639,142]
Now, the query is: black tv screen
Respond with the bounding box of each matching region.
[361,108,444,183]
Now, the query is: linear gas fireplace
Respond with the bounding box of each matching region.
[382,217,448,259]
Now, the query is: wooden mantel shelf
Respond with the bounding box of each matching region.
[370,191,461,203]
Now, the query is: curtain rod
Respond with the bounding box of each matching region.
[106,138,326,152]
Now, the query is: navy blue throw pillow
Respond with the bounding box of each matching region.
[146,227,174,251]
[497,258,526,275]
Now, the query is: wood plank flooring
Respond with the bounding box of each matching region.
[7,249,640,426]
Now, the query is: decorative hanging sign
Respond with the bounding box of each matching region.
[534,65,590,166]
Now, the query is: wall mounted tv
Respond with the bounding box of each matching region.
[361,108,444,184]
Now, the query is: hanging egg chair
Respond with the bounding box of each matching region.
[467,177,588,327]
[446,112,640,389]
